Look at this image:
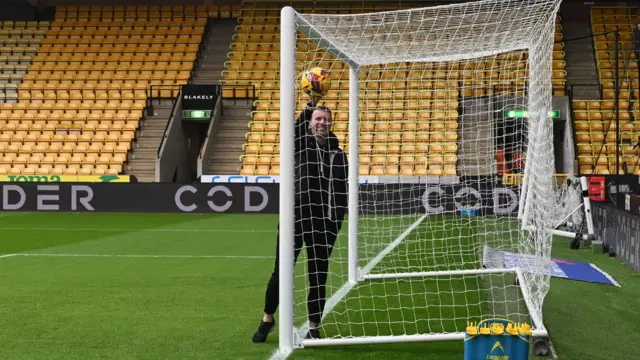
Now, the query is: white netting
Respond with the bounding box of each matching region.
[551,175,586,232]
[282,0,563,345]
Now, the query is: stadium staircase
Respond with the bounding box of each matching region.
[458,99,494,176]
[206,99,253,174]
[127,15,241,182]
[184,18,249,176]
[561,2,601,100]
[124,99,174,182]
[571,5,639,175]
[191,19,236,85]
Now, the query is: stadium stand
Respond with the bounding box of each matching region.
[0,21,47,104]
[553,15,567,96]
[572,6,639,175]
[223,4,566,177]
[0,5,224,177]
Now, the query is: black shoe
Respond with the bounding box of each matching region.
[305,328,321,340]
[252,320,275,343]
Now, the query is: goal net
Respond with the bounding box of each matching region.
[521,174,595,241]
[277,0,563,353]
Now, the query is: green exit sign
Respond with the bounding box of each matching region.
[505,110,561,119]
[183,110,212,119]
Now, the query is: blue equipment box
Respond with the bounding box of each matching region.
[459,206,477,216]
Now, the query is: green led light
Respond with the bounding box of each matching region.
[183,110,211,119]
[507,110,528,118]
[505,110,561,118]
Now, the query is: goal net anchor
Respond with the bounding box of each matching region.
[279,0,562,355]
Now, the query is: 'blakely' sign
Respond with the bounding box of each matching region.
[182,85,219,110]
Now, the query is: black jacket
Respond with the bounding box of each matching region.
[293,103,348,225]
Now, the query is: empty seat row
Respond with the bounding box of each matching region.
[37,44,200,54]
[0,166,121,176]
[46,27,202,37]
[30,61,194,70]
[0,147,130,159]
[0,55,32,63]
[50,19,207,29]
[0,137,132,148]
[0,39,43,47]
[42,38,203,47]
[0,99,145,109]
[55,5,240,19]
[32,52,196,62]
[573,112,637,121]
[23,70,191,81]
[239,164,458,177]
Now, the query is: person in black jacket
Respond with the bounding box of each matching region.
[252,94,348,343]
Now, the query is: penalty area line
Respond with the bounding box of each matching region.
[0,254,17,259]
[10,253,275,260]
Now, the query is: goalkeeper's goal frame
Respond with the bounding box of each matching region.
[277,3,572,354]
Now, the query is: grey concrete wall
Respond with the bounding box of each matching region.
[156,96,190,183]
[197,94,222,179]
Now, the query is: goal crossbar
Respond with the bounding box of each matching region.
[295,15,359,69]
[294,0,560,66]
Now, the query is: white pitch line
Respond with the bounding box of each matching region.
[267,348,293,360]
[0,254,16,258]
[270,215,426,360]
[549,339,559,360]
[360,214,428,277]
[590,263,621,287]
[0,227,276,233]
[14,253,275,260]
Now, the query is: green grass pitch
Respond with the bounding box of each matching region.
[0,212,639,360]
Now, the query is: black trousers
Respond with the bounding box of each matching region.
[263,216,341,325]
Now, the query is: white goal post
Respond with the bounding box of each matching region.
[278,0,563,355]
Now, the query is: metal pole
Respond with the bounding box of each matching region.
[279,5,296,353]
[615,31,620,180]
[348,66,360,283]
[615,31,620,179]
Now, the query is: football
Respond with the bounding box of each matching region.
[301,67,331,96]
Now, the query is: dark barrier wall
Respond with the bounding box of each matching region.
[360,181,520,216]
[592,202,640,274]
[0,181,521,216]
[0,183,279,213]
[0,0,37,21]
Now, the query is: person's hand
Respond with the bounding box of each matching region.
[309,93,322,107]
